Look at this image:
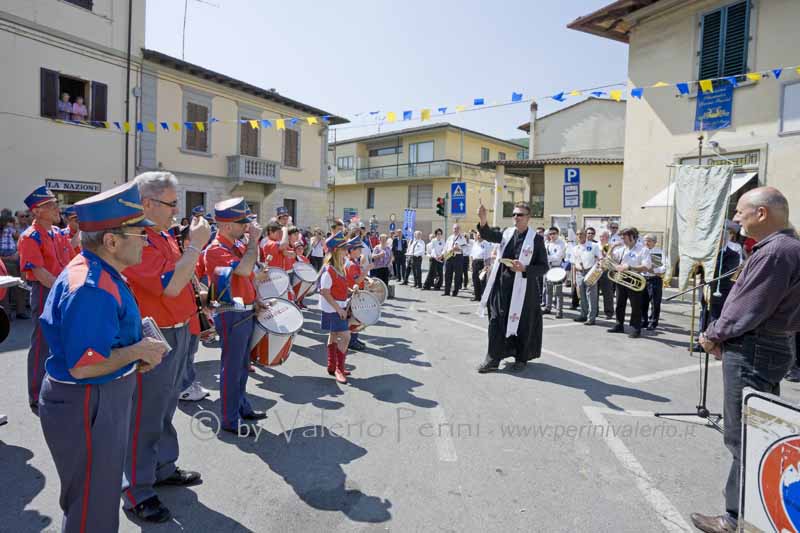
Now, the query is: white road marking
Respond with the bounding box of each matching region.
[582,406,692,532]
[428,309,718,384]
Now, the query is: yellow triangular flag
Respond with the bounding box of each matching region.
[306,117,318,125]
[610,89,623,102]
[746,72,762,81]
[196,122,205,132]
[699,79,714,93]
[455,105,465,113]
[569,90,582,97]
[386,111,396,123]
[123,122,131,133]
[103,122,111,129]
[421,109,431,121]
[146,122,156,133]
[276,119,286,130]
[172,122,181,131]
[249,120,259,130]
[796,67,800,76]
[652,81,670,88]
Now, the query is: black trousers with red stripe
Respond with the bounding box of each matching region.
[39,372,137,533]
[27,281,50,407]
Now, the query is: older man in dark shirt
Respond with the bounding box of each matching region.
[691,187,800,533]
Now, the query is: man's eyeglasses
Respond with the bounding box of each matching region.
[150,199,178,208]
[120,232,148,241]
[511,212,529,218]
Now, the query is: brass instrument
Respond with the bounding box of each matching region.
[177,226,217,340]
[589,244,646,292]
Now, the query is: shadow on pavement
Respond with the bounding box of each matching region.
[0,441,52,532]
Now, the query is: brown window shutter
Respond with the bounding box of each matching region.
[90,81,107,122]
[186,102,208,151]
[284,129,298,167]
[40,68,59,118]
[240,118,258,157]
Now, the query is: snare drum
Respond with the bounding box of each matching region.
[256,268,290,302]
[291,262,318,301]
[364,277,387,305]
[347,291,381,333]
[249,298,303,366]
[545,267,567,284]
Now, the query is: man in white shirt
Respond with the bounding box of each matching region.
[607,227,651,338]
[404,231,426,288]
[443,224,467,297]
[544,227,566,318]
[423,229,445,290]
[461,234,472,291]
[608,222,623,246]
[641,234,666,331]
[469,232,492,301]
[572,228,603,324]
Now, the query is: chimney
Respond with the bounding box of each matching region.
[529,100,538,158]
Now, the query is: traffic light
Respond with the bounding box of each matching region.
[436,197,446,217]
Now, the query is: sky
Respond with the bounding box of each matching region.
[145,0,629,142]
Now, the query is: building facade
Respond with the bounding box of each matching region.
[137,50,345,227]
[0,0,145,208]
[569,0,800,234]
[328,123,528,236]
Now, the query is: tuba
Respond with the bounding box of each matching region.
[592,244,647,292]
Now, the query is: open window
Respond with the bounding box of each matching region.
[40,68,107,124]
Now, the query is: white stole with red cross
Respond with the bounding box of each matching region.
[479,226,535,337]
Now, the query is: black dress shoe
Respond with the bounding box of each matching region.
[130,496,171,523]
[477,358,500,373]
[573,316,587,322]
[605,314,614,320]
[786,370,800,382]
[242,410,268,421]
[156,467,202,487]
[607,325,624,333]
[507,361,526,373]
[689,513,736,532]
[628,329,641,339]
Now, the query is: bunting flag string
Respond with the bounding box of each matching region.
[41,62,800,134]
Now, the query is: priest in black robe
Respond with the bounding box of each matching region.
[476,201,548,373]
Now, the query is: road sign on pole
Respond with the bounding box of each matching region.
[563,168,581,208]
[450,182,466,216]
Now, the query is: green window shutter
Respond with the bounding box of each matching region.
[699,9,723,79]
[721,1,749,77]
[582,190,597,209]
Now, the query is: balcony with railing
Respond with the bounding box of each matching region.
[227,155,280,184]
[355,159,492,182]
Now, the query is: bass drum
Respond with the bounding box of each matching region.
[545,267,567,284]
[583,263,604,287]
[348,291,381,333]
[249,298,304,366]
[364,277,387,305]
[256,268,290,302]
[291,262,318,301]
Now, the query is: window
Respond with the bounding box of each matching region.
[185,102,209,152]
[481,147,490,162]
[781,82,800,135]
[408,141,434,163]
[369,145,402,157]
[698,1,750,80]
[337,156,354,170]
[502,202,515,218]
[283,199,297,223]
[583,190,597,209]
[408,184,433,209]
[283,128,300,167]
[185,191,205,219]
[367,187,375,209]
[516,149,529,160]
[498,152,506,161]
[239,117,259,157]
[40,68,107,123]
[64,0,93,10]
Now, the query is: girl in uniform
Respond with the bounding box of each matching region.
[319,232,351,383]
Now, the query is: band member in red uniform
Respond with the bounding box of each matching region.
[60,206,81,257]
[260,222,291,267]
[345,235,372,352]
[319,232,350,384]
[18,186,72,410]
[204,198,267,433]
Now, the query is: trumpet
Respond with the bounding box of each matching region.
[593,244,647,292]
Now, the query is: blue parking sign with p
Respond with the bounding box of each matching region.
[565,168,580,184]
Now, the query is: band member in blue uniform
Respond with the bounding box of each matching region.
[204,197,266,434]
[38,182,169,533]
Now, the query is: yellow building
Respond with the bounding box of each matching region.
[328,123,528,236]
[139,49,346,226]
[569,0,800,234]
[484,98,626,235]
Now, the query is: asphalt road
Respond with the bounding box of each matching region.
[2,278,799,532]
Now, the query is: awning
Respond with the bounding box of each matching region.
[640,172,758,208]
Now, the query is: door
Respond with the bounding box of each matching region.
[283,198,297,224]
[185,191,206,219]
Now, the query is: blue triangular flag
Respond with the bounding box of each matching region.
[590,91,606,97]
[511,92,523,102]
[260,119,272,128]
[631,88,644,99]
[321,115,330,122]
[136,122,144,132]
[289,118,299,126]
[551,92,566,102]
[676,83,690,95]
[473,98,484,106]
[402,110,412,120]
[210,117,220,123]
[239,119,248,124]
[369,111,380,115]
[437,107,447,114]
[114,122,122,130]
[725,76,739,87]
[184,122,194,131]
[773,69,783,79]
[160,122,169,131]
